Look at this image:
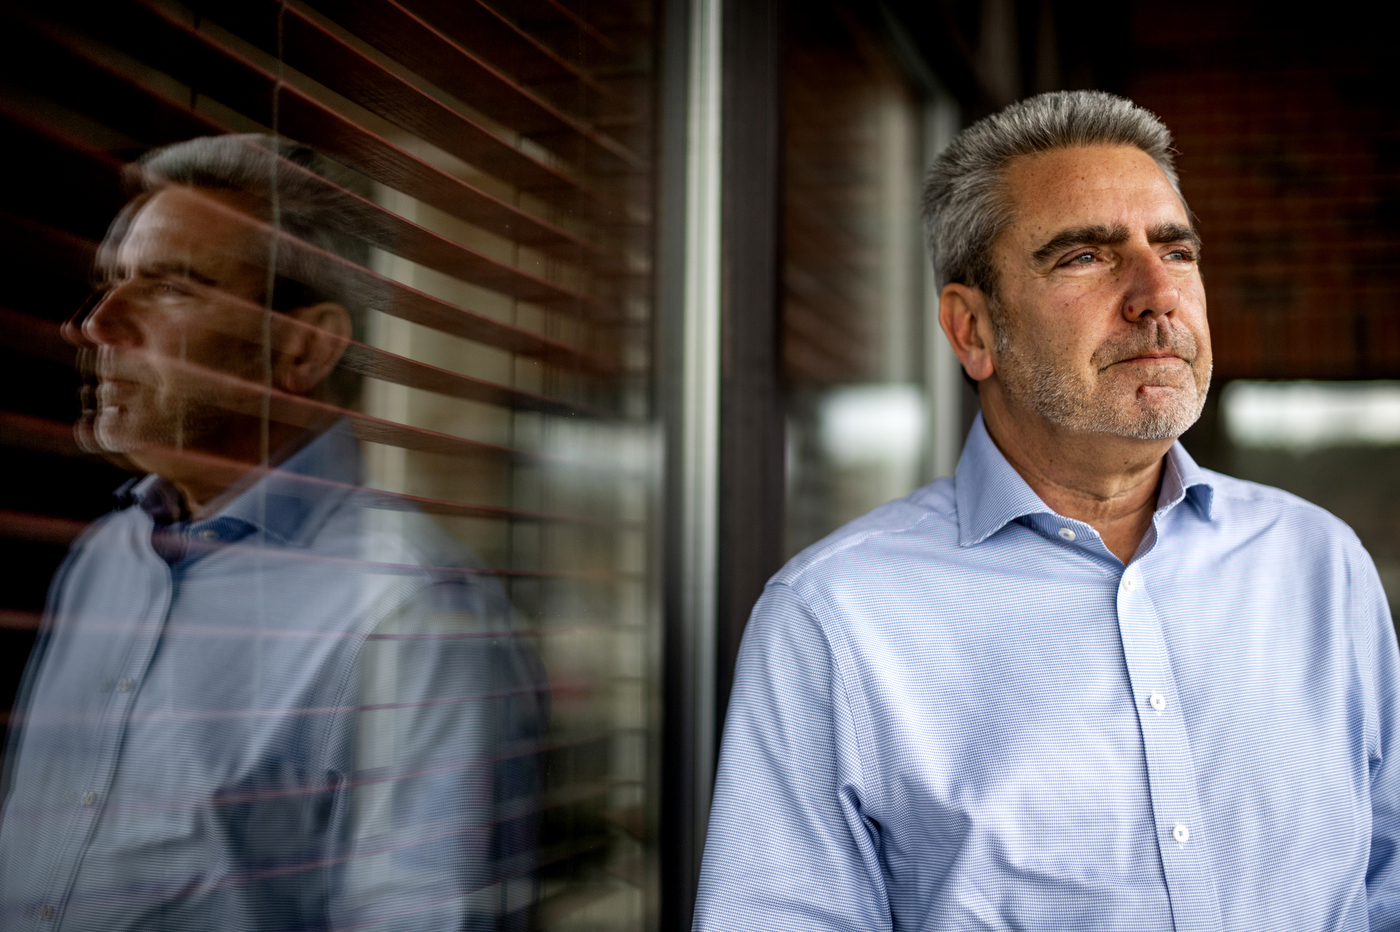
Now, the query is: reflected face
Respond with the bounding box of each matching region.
[989,145,1212,440]
[85,186,270,458]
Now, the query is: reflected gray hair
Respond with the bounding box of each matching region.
[921,91,1185,298]
[125,135,371,404]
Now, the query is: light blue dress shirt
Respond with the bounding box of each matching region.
[695,414,1400,931]
[0,423,546,931]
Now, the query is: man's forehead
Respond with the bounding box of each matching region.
[1001,145,1189,240]
[107,186,265,276]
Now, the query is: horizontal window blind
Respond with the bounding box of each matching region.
[0,0,658,928]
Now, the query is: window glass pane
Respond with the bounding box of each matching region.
[783,0,933,555]
[0,1,660,929]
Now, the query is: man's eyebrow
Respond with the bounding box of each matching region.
[1147,222,1203,253]
[1030,222,1203,264]
[1030,224,1128,264]
[137,261,221,287]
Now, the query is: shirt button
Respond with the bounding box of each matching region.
[117,677,134,693]
[39,905,55,921]
[1123,577,1137,592]
[1057,527,1076,541]
[1149,692,1167,711]
[197,528,219,541]
[80,791,96,807]
[1172,823,1190,844]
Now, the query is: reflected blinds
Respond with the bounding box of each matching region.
[0,0,657,927]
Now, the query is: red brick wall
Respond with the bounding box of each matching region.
[1123,2,1400,380]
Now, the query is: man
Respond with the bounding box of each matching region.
[0,136,545,931]
[694,91,1400,930]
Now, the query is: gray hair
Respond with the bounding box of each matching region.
[124,135,371,404]
[921,91,1185,298]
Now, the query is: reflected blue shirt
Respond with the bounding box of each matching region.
[0,423,545,931]
[695,415,1400,931]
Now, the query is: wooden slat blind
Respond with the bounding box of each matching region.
[0,0,658,927]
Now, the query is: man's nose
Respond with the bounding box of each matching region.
[1122,251,1179,322]
[79,284,141,347]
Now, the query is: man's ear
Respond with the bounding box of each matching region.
[938,283,997,382]
[273,302,352,397]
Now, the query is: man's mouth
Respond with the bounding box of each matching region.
[1102,351,1189,370]
[95,377,144,406]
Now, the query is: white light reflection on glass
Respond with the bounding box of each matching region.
[1223,381,1400,451]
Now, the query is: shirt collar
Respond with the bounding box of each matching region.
[954,412,1217,548]
[119,474,187,525]
[215,420,361,547]
[1158,437,1216,523]
[120,420,361,548]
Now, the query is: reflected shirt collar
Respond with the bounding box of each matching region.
[119,420,361,550]
[953,412,1217,548]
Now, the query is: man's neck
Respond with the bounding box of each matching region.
[979,388,1174,565]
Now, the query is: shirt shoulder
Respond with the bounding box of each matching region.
[322,493,471,567]
[55,503,152,575]
[1202,466,1368,549]
[774,477,959,595]
[315,491,513,627]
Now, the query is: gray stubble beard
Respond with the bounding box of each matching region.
[993,312,1212,442]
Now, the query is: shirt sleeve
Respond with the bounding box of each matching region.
[1365,554,1400,929]
[694,581,889,931]
[328,579,547,932]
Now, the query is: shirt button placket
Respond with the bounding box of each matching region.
[1114,562,1224,927]
[42,544,170,932]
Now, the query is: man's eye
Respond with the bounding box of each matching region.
[1165,248,1196,262]
[1061,252,1096,266]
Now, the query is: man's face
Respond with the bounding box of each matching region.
[987,145,1212,441]
[84,185,271,459]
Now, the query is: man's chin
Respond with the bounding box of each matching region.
[1111,388,1205,441]
[93,411,162,456]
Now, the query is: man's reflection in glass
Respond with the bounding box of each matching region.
[0,136,546,931]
